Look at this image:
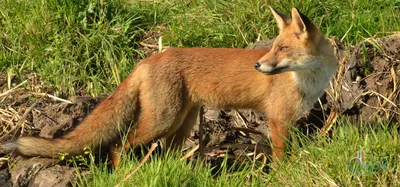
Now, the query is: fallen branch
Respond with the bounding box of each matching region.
[199,106,205,160]
[31,92,72,104]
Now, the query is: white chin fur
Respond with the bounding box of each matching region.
[258,64,277,73]
[258,59,291,73]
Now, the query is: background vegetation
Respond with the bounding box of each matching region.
[1,0,399,96]
[1,0,399,186]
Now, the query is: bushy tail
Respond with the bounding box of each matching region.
[0,66,146,158]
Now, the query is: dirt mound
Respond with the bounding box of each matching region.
[337,34,400,122]
[0,72,103,186]
[0,34,399,186]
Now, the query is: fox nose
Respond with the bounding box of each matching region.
[254,62,260,69]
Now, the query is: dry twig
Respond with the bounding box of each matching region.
[114,142,158,187]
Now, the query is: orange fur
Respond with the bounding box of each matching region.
[0,7,337,168]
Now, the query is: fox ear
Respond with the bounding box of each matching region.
[269,6,289,31]
[291,8,315,39]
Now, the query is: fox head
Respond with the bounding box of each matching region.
[254,7,335,75]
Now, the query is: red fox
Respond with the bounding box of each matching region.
[0,7,337,167]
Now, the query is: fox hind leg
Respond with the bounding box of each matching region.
[110,108,190,167]
[110,88,190,167]
[165,105,200,151]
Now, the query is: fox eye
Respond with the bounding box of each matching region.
[279,46,289,51]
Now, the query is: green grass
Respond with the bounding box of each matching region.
[1,0,150,96]
[1,0,399,96]
[74,150,260,187]
[73,122,399,186]
[276,121,400,186]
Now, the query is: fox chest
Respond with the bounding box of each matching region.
[292,71,331,114]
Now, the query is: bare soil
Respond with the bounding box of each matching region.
[0,34,399,186]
